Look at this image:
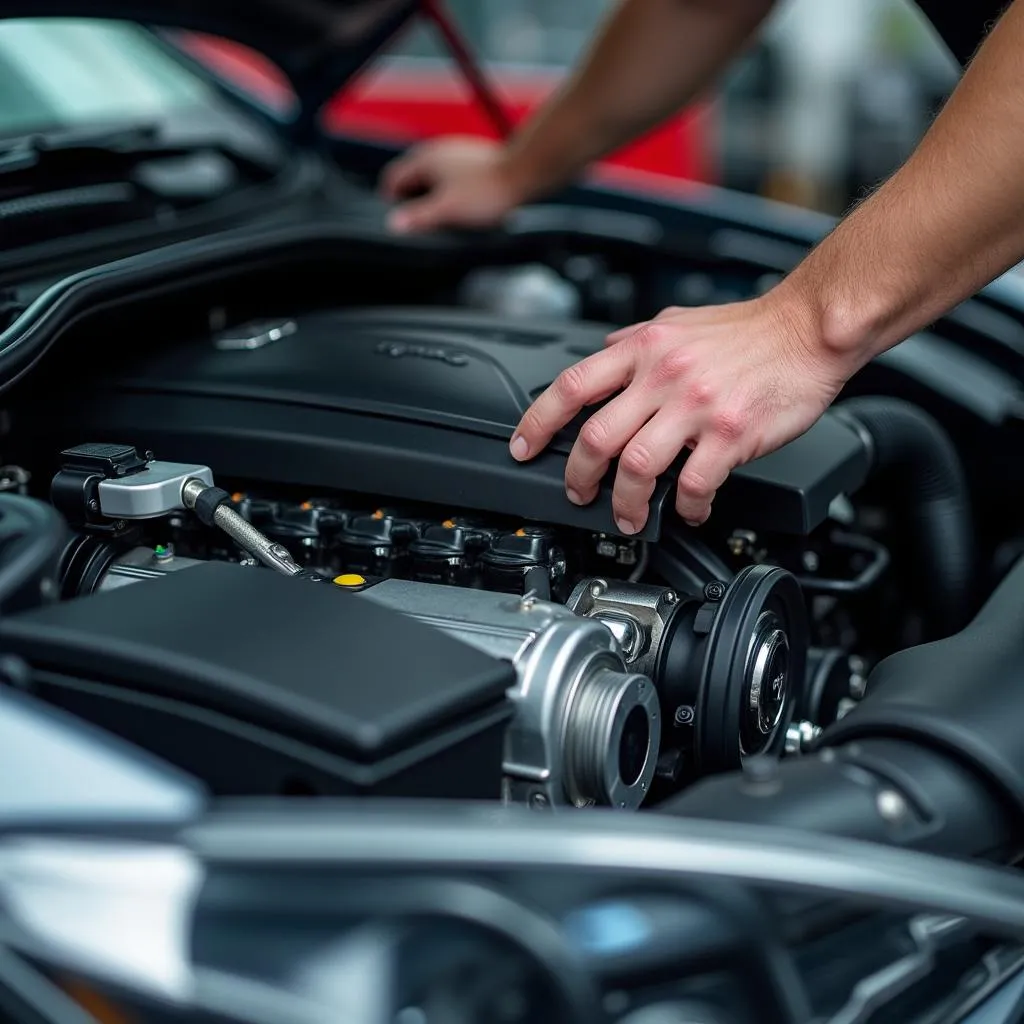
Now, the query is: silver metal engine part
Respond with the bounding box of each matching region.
[745,610,790,750]
[566,577,680,680]
[90,553,661,810]
[568,572,802,766]
[181,477,303,577]
[96,461,213,520]
[356,579,660,810]
[97,545,208,592]
[212,318,297,351]
[456,264,582,320]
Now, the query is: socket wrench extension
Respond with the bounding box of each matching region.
[180,477,303,576]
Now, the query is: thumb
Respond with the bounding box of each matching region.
[387,190,455,234]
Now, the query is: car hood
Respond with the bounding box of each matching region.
[0,0,419,129]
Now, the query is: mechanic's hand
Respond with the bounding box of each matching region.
[380,136,526,234]
[509,296,848,533]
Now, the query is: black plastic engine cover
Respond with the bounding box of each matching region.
[0,561,515,799]
[42,307,869,536]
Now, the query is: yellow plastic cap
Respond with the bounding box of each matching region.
[333,573,366,587]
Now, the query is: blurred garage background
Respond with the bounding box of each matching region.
[239,0,959,217]
[1,0,960,218]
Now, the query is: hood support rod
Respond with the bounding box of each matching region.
[419,0,514,138]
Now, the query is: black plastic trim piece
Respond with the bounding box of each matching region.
[0,561,515,762]
[823,552,1024,824]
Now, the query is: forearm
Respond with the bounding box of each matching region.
[501,0,776,201]
[778,0,1024,371]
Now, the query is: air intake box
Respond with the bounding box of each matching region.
[0,561,514,799]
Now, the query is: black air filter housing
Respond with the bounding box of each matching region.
[0,561,514,799]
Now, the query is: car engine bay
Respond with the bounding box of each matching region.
[5,10,1024,1020]
[0,219,1011,842]
[1,156,1024,1023]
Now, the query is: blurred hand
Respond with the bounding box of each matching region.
[380,136,526,235]
[509,295,849,533]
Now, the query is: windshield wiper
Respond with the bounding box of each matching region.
[0,123,162,173]
[0,123,278,250]
[0,122,269,182]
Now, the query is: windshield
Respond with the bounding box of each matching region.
[0,18,215,140]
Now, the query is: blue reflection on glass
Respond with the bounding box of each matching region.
[563,901,653,957]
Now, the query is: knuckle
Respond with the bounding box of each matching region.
[613,485,649,521]
[614,504,645,528]
[650,349,693,388]
[679,502,711,525]
[553,364,589,404]
[564,466,586,490]
[620,441,657,479]
[710,408,746,442]
[678,468,710,498]
[517,406,546,439]
[579,417,614,457]
[632,322,669,350]
[565,473,597,501]
[686,380,715,407]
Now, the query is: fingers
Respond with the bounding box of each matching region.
[609,409,691,534]
[564,388,658,509]
[518,302,753,532]
[380,152,426,200]
[380,151,451,233]
[675,437,737,526]
[386,192,453,234]
[606,320,645,345]
[510,345,634,462]
[605,307,686,346]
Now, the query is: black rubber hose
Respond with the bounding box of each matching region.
[658,737,1018,864]
[0,495,68,615]
[834,396,974,638]
[823,548,1024,825]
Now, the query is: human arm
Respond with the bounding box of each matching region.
[381,0,777,232]
[779,0,1024,361]
[510,0,1024,534]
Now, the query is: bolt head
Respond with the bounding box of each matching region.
[673,705,695,726]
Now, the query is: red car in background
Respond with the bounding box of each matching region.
[176,0,717,189]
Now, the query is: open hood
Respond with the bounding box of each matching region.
[0,0,431,135]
